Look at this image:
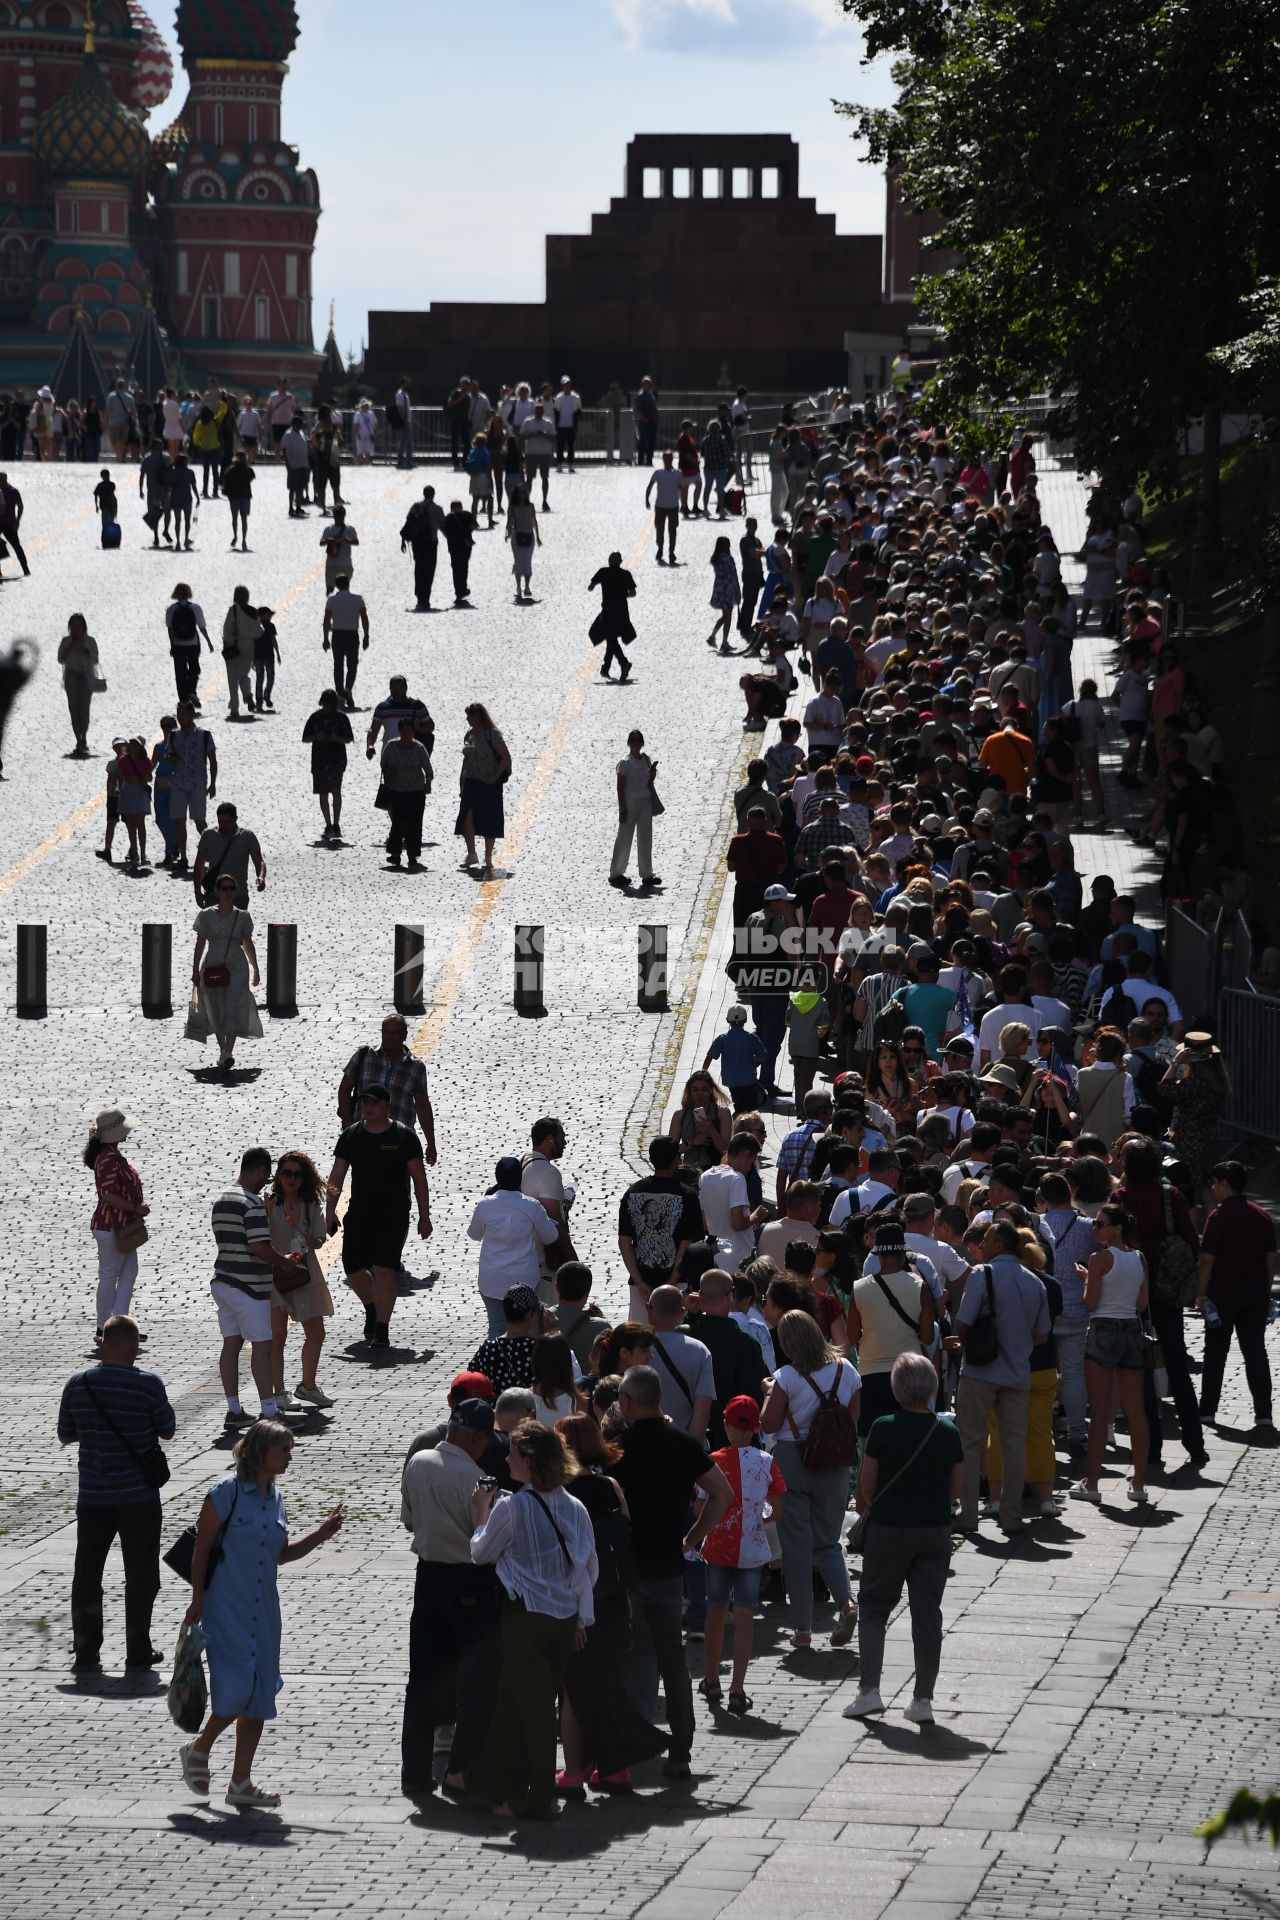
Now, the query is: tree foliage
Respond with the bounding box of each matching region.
[836,0,1280,486]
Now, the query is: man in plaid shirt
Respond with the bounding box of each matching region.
[794,797,861,875]
[775,1091,833,1209]
[337,1014,438,1163]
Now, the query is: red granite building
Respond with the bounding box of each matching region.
[0,0,320,393]
[367,134,907,401]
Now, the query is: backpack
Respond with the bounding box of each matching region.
[1151,1186,1197,1308]
[170,601,197,642]
[588,1492,636,1603]
[1059,702,1082,746]
[786,1361,860,1472]
[1130,1049,1171,1121]
[386,397,403,429]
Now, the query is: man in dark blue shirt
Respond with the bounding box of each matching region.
[58,1315,175,1674]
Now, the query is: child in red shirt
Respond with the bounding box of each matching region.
[690,1394,786,1715]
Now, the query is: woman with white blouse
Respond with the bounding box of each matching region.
[448,1422,597,1820]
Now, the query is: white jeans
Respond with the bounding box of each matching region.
[611,800,653,880]
[94,1228,138,1329]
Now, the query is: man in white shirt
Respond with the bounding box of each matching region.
[519,404,556,509]
[977,970,1044,1068]
[553,378,580,470]
[465,379,491,437]
[399,1397,502,1796]
[699,1134,761,1270]
[830,1150,900,1227]
[519,1118,576,1305]
[645,450,682,563]
[902,1193,971,1304]
[320,502,359,590]
[281,419,310,514]
[803,672,846,755]
[322,575,369,710]
[267,382,295,455]
[467,1157,559,1335]
[506,383,536,429]
[646,1286,715,1441]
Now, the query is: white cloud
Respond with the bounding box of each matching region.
[604,0,842,55]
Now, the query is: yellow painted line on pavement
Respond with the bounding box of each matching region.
[27,501,97,559]
[409,515,654,1065]
[0,476,410,910]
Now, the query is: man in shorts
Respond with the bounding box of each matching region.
[211,1148,278,1425]
[165,702,217,872]
[327,1085,432,1350]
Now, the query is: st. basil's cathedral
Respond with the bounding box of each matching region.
[0,0,321,393]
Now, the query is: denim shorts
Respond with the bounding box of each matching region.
[705,1563,763,1607]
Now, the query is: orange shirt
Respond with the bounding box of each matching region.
[978,727,1036,797]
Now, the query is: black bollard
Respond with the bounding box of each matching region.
[638,923,668,1012]
[141,923,172,1014]
[394,923,424,1014]
[514,924,545,1013]
[16,924,46,1016]
[266,923,297,1015]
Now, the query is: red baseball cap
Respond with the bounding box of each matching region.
[449,1370,495,1403]
[856,754,876,773]
[723,1394,762,1431]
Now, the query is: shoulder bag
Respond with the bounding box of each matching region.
[115,1216,149,1254]
[201,828,243,907]
[200,907,241,990]
[165,1477,241,1586]
[963,1264,1001,1366]
[81,1375,169,1489]
[847,1415,939,1554]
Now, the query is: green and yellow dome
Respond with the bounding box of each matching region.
[35,44,151,185]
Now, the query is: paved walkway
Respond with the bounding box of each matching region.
[0,457,1275,1920]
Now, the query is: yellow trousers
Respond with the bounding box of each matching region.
[988,1366,1057,1488]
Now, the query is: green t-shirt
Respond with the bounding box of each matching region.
[864,1410,963,1528]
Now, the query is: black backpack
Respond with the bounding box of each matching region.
[386,397,403,428]
[1059,702,1082,745]
[170,601,197,642]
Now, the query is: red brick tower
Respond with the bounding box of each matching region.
[150,0,320,392]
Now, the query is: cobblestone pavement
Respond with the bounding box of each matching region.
[0,460,1277,1919]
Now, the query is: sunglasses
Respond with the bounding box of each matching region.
[279,1168,303,1179]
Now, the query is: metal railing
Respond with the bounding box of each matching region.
[318,405,620,464]
[1164,903,1219,1026]
[1218,989,1280,1142]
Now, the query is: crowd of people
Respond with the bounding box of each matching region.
[51,388,1277,1819]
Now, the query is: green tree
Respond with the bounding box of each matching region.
[835,0,1280,502]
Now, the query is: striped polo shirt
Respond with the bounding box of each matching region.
[212,1184,271,1297]
[57,1363,176,1507]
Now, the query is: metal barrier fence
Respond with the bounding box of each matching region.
[1219,909,1254,993]
[1218,988,1280,1142]
[1164,903,1218,1025]
[282,406,621,464]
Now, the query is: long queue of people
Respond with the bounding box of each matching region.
[51,393,1276,1819]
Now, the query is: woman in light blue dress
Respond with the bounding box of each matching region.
[178,1420,343,1807]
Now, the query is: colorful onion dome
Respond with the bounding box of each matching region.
[175,0,299,63]
[127,0,175,110]
[152,111,190,166]
[35,45,151,183]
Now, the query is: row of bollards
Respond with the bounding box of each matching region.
[12,922,669,1016]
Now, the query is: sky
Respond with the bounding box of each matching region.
[144,0,893,362]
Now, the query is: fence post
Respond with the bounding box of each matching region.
[16,924,46,1016]
[266,923,298,1015]
[514,924,545,1013]
[394,923,425,1014]
[638,924,668,1012]
[141,923,171,1015]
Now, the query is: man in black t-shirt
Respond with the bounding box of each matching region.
[612,1364,731,1778]
[617,1137,703,1319]
[326,1084,430,1349]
